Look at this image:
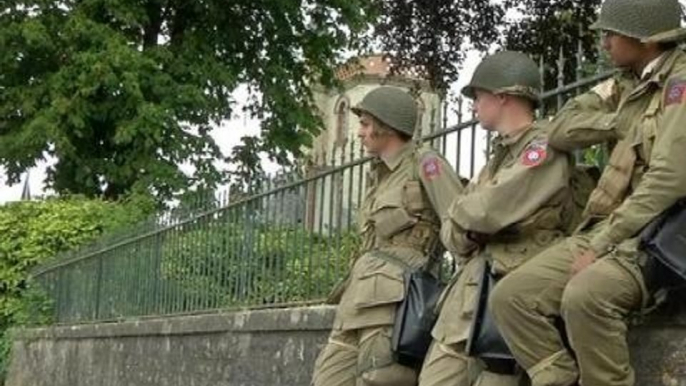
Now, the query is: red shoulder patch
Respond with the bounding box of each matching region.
[665,79,686,106]
[422,157,442,180]
[521,141,548,167]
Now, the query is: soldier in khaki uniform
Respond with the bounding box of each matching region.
[490,1,686,385]
[418,51,573,386]
[311,86,465,386]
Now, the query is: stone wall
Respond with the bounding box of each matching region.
[6,301,686,386]
[628,297,686,385]
[5,306,335,386]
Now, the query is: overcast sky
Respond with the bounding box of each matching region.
[0,50,484,204]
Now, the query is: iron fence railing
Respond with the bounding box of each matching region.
[32,59,614,324]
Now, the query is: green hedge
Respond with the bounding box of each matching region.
[160,221,359,308]
[0,195,154,381]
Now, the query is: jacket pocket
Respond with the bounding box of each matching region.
[372,188,417,239]
[352,258,406,309]
[403,180,427,214]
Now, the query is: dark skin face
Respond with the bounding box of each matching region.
[601,30,664,75]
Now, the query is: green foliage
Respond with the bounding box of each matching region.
[0,0,375,199]
[161,221,360,308]
[375,0,504,90]
[0,196,155,381]
[583,144,609,170]
[0,282,53,382]
[503,0,603,87]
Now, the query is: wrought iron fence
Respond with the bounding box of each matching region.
[32,52,614,324]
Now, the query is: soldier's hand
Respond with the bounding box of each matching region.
[571,250,597,276]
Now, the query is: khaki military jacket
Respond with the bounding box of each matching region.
[333,142,464,331]
[432,123,571,345]
[547,49,686,255]
[442,123,571,273]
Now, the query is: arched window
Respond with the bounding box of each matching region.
[334,96,350,148]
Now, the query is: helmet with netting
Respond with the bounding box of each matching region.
[591,0,686,43]
[462,51,541,106]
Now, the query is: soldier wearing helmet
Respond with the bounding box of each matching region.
[491,0,686,385]
[417,51,574,386]
[311,86,464,386]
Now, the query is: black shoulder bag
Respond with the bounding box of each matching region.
[391,265,445,368]
[466,261,517,373]
[639,200,686,293]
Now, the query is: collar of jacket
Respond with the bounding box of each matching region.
[640,52,667,79]
[620,49,684,103]
[643,49,684,86]
[492,122,543,157]
[620,49,684,90]
[379,142,415,171]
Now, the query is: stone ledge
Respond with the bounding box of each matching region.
[12,305,336,341]
[6,299,686,386]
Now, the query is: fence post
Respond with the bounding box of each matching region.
[539,56,546,117]
[576,24,585,87]
[93,256,103,320]
[557,46,566,111]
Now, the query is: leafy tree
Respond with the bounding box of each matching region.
[375,0,505,91]
[502,0,604,93]
[0,0,375,200]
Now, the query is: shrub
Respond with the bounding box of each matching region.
[0,195,154,381]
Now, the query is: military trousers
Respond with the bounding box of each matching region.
[489,234,645,386]
[418,256,522,386]
[312,325,418,386]
[313,249,426,386]
[418,341,522,386]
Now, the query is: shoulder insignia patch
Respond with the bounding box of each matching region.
[521,140,548,167]
[665,79,686,107]
[422,157,442,180]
